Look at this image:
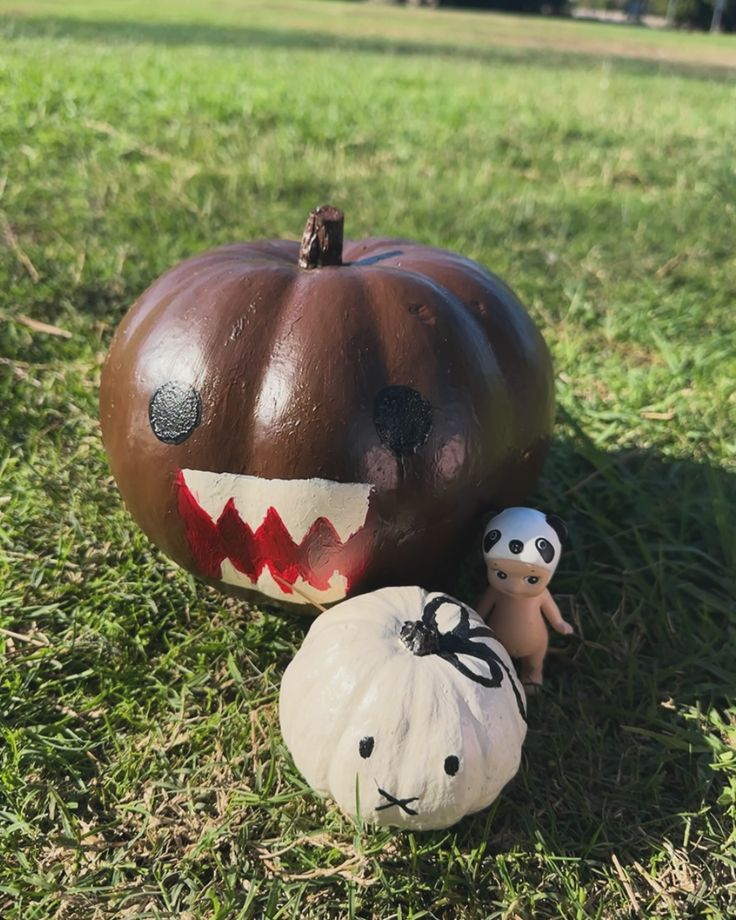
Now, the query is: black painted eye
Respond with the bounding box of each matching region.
[526,575,540,585]
[496,571,508,580]
[149,381,201,445]
[483,529,501,554]
[373,386,432,456]
[444,755,459,776]
[359,736,374,759]
[535,537,555,564]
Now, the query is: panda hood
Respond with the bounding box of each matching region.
[482,507,566,575]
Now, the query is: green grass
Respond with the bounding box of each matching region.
[1,0,735,916]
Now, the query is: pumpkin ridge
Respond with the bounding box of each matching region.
[204,264,301,477]
[342,237,415,266]
[337,261,393,385]
[351,263,509,391]
[281,626,401,790]
[208,240,301,266]
[393,652,446,816]
[323,637,414,797]
[353,262,470,305]
[245,265,302,465]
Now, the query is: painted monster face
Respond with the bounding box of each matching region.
[148,384,434,605]
[100,215,554,609]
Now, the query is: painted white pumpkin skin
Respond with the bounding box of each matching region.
[279,587,527,831]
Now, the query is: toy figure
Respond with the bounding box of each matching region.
[476,507,572,688]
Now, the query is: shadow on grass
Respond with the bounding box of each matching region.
[3,357,734,899]
[2,14,735,82]
[448,424,735,874]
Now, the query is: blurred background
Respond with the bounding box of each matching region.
[394,0,734,34]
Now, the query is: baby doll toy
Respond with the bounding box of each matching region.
[476,507,573,689]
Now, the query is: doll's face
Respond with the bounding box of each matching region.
[487,558,550,598]
[482,507,564,597]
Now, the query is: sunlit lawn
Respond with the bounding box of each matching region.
[1,1,735,917]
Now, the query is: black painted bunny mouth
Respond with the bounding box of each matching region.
[376,787,419,816]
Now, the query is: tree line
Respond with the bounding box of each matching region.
[398,0,735,32]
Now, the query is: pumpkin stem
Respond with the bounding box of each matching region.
[400,619,440,656]
[299,205,344,269]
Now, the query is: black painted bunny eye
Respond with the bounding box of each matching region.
[359,736,374,759]
[373,386,432,456]
[483,529,501,554]
[149,381,201,445]
[526,575,540,585]
[496,571,508,580]
[444,755,459,776]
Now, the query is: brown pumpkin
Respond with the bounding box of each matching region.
[99,206,554,610]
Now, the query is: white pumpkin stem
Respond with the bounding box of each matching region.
[400,619,440,656]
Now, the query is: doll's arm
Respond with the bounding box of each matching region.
[540,589,573,635]
[475,586,497,623]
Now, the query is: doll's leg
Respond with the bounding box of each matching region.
[519,635,547,689]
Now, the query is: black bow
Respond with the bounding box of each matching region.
[400,595,527,721]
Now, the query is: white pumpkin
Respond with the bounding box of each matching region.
[279,586,527,830]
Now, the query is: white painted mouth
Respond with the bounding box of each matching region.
[220,559,349,605]
[180,469,374,605]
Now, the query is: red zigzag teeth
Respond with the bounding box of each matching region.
[175,471,369,594]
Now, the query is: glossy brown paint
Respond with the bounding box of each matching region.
[99,223,555,612]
